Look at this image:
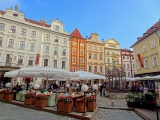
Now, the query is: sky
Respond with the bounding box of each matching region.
[0,0,160,49]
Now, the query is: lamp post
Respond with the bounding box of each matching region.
[6,83,11,90]
[92,84,98,101]
[81,84,88,116]
[33,83,40,95]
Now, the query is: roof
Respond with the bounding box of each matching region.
[131,20,160,48]
[121,48,133,52]
[70,28,83,38]
[0,10,50,28]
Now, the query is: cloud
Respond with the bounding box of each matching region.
[0,0,21,10]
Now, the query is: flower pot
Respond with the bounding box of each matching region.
[76,100,87,112]
[87,101,96,112]
[34,99,47,108]
[57,101,64,111]
[127,102,135,108]
[0,93,5,99]
[63,102,73,113]
[24,97,35,105]
[5,93,14,101]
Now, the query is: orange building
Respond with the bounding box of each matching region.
[69,28,86,72]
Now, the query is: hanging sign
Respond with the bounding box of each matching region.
[35,53,40,65]
[137,54,144,68]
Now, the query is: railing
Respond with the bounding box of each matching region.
[0,62,19,67]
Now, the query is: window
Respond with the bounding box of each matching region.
[0,23,5,31]
[127,64,130,69]
[107,51,109,54]
[20,41,25,50]
[107,58,110,63]
[143,45,147,52]
[10,26,16,33]
[94,66,97,72]
[62,49,66,56]
[63,38,67,44]
[94,54,97,59]
[132,57,134,60]
[123,56,125,59]
[72,67,76,72]
[99,47,102,51]
[73,42,76,45]
[54,60,57,68]
[44,59,48,66]
[100,55,102,60]
[144,59,148,68]
[45,46,49,53]
[6,54,12,64]
[28,57,33,65]
[21,28,27,36]
[80,50,83,54]
[127,57,129,60]
[138,61,141,69]
[62,61,65,68]
[8,39,14,48]
[117,59,119,64]
[89,53,91,59]
[30,43,35,51]
[132,64,135,69]
[31,31,36,38]
[73,49,76,53]
[55,36,59,42]
[151,40,155,48]
[100,67,102,72]
[94,46,97,50]
[94,37,96,41]
[55,26,59,32]
[89,66,92,72]
[80,43,84,47]
[80,58,84,63]
[0,37,2,46]
[72,58,76,62]
[54,47,58,54]
[89,45,91,50]
[136,48,140,54]
[123,63,126,69]
[152,55,158,67]
[18,56,23,64]
[46,34,50,41]
[128,72,130,78]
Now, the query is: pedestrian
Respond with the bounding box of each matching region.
[100,84,103,96]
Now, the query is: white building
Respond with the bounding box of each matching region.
[0,5,70,85]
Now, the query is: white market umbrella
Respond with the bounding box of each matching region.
[70,71,106,80]
[140,76,154,80]
[126,77,134,82]
[153,75,160,80]
[16,66,79,80]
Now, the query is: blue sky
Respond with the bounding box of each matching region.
[0,0,160,49]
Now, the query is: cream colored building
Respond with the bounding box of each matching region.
[86,33,105,76]
[0,6,70,84]
[104,38,121,69]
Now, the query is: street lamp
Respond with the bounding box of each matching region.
[92,84,98,101]
[81,84,88,116]
[33,84,40,94]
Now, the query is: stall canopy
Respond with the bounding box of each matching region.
[70,71,106,80]
[16,66,79,80]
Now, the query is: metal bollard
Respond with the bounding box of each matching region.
[111,100,115,107]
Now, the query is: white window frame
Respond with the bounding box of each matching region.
[89,66,92,72]
[80,58,84,63]
[20,41,25,50]
[72,57,76,62]
[72,67,76,72]
[30,43,35,51]
[144,58,148,68]
[21,28,27,36]
[0,37,3,46]
[31,31,36,38]
[0,23,5,31]
[45,46,49,53]
[136,48,140,54]
[18,55,23,64]
[28,57,34,65]
[54,47,58,54]
[46,34,50,41]
[89,53,91,59]
[8,39,14,48]
[150,40,155,49]
[54,60,57,68]
[143,44,147,52]
[152,55,158,67]
[100,67,103,72]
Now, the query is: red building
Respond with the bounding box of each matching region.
[120,49,135,78]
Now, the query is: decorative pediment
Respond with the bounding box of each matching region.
[5,50,15,53]
[61,44,67,48]
[0,31,6,36]
[53,43,59,46]
[18,36,27,40]
[44,41,52,45]
[88,62,92,65]
[99,63,104,66]
[43,54,50,58]
[9,34,17,38]
[61,56,67,60]
[28,38,37,42]
[94,62,98,65]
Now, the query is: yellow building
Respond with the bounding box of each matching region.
[86,33,105,76]
[104,38,121,68]
[131,20,160,77]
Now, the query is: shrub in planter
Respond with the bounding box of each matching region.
[125,92,136,108]
[63,96,73,113]
[86,95,96,112]
[5,90,14,101]
[57,95,64,111]
[0,89,6,99]
[24,92,35,105]
[35,94,47,108]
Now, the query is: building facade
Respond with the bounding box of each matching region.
[69,28,86,72]
[104,38,121,69]
[131,19,160,77]
[120,49,135,78]
[0,6,70,84]
[86,33,105,76]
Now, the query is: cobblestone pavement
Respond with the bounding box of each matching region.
[0,102,78,120]
[92,108,144,120]
[97,94,128,108]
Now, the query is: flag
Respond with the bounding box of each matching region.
[137,54,144,68]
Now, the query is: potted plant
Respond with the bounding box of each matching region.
[0,89,6,99]
[57,95,64,111]
[5,90,14,101]
[125,92,136,108]
[35,94,47,108]
[63,96,73,113]
[24,92,35,105]
[86,95,96,111]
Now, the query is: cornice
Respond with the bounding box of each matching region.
[0,31,6,36]
[18,36,27,40]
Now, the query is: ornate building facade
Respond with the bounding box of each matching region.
[86,33,105,76]
[69,28,86,72]
[0,6,70,84]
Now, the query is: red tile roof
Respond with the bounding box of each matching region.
[121,49,133,52]
[131,20,160,48]
[0,10,50,27]
[71,28,83,38]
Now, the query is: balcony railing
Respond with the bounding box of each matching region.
[0,62,19,67]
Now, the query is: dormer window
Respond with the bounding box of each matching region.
[143,33,148,36]
[137,37,141,40]
[55,26,59,32]
[151,27,157,31]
